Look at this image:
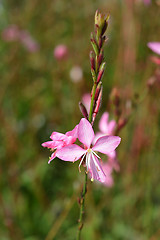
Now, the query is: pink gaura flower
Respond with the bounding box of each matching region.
[148,42,160,55]
[42,125,78,163]
[56,118,121,183]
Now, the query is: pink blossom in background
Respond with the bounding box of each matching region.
[42,125,78,163]
[94,112,116,143]
[54,44,68,60]
[19,30,39,52]
[143,0,151,5]
[148,42,160,55]
[2,25,39,52]
[2,25,20,42]
[150,56,160,65]
[101,162,114,187]
[82,93,91,114]
[56,118,121,183]
[93,112,120,182]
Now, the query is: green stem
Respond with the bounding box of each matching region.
[76,173,88,240]
[77,82,97,240]
[88,82,97,123]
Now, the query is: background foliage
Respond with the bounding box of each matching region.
[0,0,160,239]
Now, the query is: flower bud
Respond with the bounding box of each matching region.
[94,82,102,102]
[79,102,88,119]
[92,87,102,123]
[91,68,96,82]
[89,51,95,71]
[97,62,106,83]
[90,33,99,56]
[95,10,109,37]
[98,50,104,68]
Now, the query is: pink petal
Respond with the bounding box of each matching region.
[92,136,121,155]
[66,124,78,139]
[88,154,106,182]
[148,42,160,55]
[99,112,109,133]
[107,150,116,159]
[101,162,114,187]
[93,132,104,145]
[56,144,86,162]
[50,132,66,141]
[78,118,95,148]
[108,120,116,135]
[42,141,57,148]
[82,93,91,114]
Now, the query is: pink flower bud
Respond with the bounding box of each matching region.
[79,102,88,119]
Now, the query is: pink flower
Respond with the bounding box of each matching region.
[2,25,20,42]
[42,125,78,163]
[148,42,160,55]
[54,44,68,60]
[143,0,151,5]
[56,118,121,183]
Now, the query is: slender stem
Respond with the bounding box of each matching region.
[76,173,88,240]
[77,82,97,240]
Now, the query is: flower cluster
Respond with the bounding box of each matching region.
[42,118,121,183]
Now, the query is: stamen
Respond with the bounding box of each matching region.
[78,153,86,172]
[92,150,101,159]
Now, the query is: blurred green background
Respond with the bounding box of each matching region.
[0,0,160,239]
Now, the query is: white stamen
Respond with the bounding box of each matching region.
[92,150,101,159]
[78,153,86,172]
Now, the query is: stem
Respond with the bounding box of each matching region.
[77,10,109,240]
[77,82,97,240]
[76,173,88,240]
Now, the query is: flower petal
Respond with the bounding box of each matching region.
[50,132,66,141]
[92,135,121,155]
[56,144,86,162]
[99,112,109,133]
[42,141,57,148]
[148,42,160,55]
[88,153,106,182]
[101,162,114,187]
[108,120,116,135]
[78,118,95,148]
[66,124,78,139]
